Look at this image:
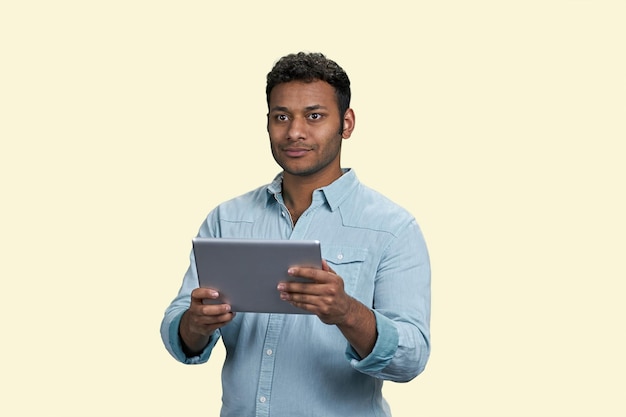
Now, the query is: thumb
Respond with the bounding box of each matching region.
[321,259,336,274]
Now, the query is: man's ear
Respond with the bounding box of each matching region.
[341,108,355,139]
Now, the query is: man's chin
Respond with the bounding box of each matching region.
[283,167,320,177]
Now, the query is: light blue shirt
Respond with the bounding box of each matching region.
[161,169,431,417]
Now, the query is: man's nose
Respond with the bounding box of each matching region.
[287,116,306,141]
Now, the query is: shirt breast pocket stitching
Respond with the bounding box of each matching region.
[322,246,368,294]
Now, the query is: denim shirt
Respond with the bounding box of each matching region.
[161,169,431,417]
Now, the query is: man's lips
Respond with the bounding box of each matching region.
[283,147,312,157]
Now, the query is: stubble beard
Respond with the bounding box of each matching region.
[272,138,342,178]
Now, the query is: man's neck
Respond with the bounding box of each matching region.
[281,168,343,223]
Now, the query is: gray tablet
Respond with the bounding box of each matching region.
[192,237,322,314]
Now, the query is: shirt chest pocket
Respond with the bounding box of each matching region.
[322,245,369,296]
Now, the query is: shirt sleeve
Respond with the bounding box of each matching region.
[346,219,431,382]
[160,218,222,364]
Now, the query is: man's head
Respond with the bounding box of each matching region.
[265,53,356,182]
[266,52,351,124]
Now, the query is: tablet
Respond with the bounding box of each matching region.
[192,237,322,314]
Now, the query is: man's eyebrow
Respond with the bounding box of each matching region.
[269,106,289,113]
[304,104,327,111]
[269,104,328,113]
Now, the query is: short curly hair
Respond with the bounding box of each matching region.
[266,52,351,118]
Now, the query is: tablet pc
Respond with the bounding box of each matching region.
[192,237,322,314]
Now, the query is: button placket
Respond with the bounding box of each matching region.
[254,314,284,417]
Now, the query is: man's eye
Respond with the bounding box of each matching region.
[276,114,288,121]
[308,113,322,120]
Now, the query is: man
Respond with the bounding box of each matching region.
[161,52,431,417]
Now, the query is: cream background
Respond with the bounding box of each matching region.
[1,1,624,416]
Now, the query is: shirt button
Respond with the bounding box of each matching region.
[266,349,273,356]
[337,254,344,260]
[259,396,267,403]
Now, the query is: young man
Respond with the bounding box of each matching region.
[161,52,431,417]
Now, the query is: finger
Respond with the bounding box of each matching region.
[287,265,333,283]
[280,292,318,312]
[192,304,234,325]
[280,290,319,305]
[191,287,220,303]
[190,310,236,333]
[200,303,232,316]
[277,280,326,297]
[196,310,235,326]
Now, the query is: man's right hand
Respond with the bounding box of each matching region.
[179,287,235,356]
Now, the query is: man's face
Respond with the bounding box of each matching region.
[267,80,354,180]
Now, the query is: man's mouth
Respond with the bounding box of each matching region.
[283,147,312,157]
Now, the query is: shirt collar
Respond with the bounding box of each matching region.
[265,168,359,211]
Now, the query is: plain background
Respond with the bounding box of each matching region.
[1,1,624,416]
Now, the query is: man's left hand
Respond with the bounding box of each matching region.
[277,259,355,325]
[277,259,377,358]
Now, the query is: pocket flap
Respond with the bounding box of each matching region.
[322,245,368,265]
